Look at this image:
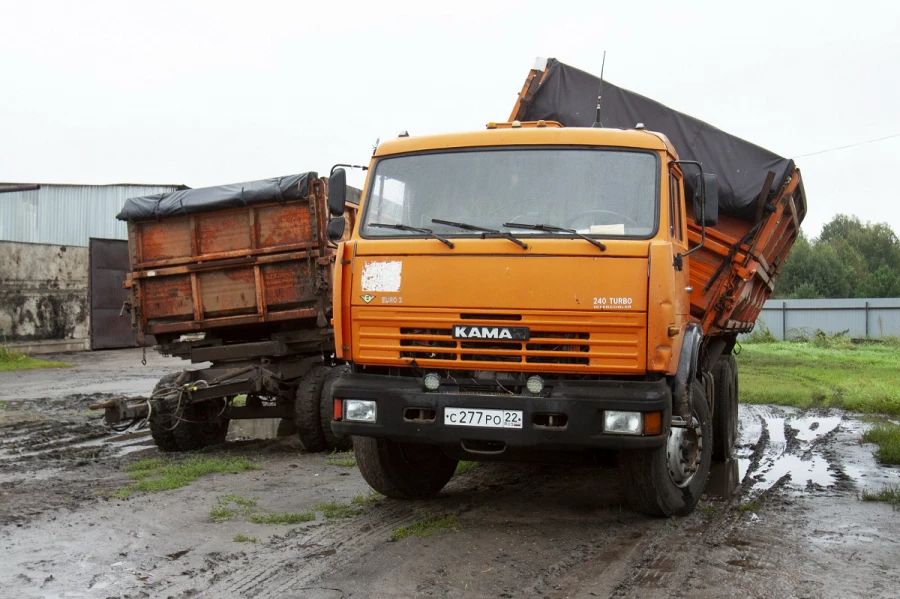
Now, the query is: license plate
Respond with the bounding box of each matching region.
[444,407,523,429]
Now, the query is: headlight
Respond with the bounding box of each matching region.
[344,400,377,423]
[604,410,643,435]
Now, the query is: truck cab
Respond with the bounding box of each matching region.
[326,121,722,516]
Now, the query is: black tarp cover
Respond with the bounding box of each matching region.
[520,59,794,221]
[116,173,316,221]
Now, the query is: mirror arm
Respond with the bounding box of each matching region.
[668,160,706,269]
[330,163,368,176]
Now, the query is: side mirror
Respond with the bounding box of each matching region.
[326,217,346,242]
[692,173,719,227]
[328,168,347,217]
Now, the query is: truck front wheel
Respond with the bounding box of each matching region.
[620,381,712,517]
[353,436,458,499]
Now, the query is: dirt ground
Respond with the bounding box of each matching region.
[2,350,900,599]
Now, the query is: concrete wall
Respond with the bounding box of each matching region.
[0,240,90,351]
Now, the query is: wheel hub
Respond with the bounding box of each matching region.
[667,416,703,487]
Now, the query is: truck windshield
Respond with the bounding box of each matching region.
[361,147,658,239]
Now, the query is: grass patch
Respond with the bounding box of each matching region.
[233,533,257,543]
[392,513,460,540]
[351,491,384,506]
[316,501,363,519]
[249,512,315,524]
[736,342,900,415]
[736,501,761,513]
[326,450,357,467]
[860,485,900,510]
[861,423,900,464]
[113,456,260,498]
[454,460,481,476]
[232,395,247,407]
[0,346,71,371]
[210,494,258,521]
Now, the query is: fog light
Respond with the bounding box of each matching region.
[526,375,544,395]
[344,400,377,423]
[423,372,441,391]
[604,410,643,435]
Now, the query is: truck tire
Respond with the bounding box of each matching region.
[320,366,352,451]
[294,365,330,452]
[148,373,181,452]
[353,436,458,499]
[620,380,712,517]
[712,358,738,461]
[727,354,739,403]
[171,399,230,451]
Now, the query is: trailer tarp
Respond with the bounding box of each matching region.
[520,59,794,221]
[116,173,316,221]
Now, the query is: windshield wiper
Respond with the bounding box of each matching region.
[368,222,455,249]
[501,222,607,251]
[431,219,528,249]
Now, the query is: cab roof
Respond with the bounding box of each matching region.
[374,124,677,158]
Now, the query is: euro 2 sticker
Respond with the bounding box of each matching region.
[360,294,376,304]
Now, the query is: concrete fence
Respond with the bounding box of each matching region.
[750,298,900,341]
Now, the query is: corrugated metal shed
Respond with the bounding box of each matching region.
[0,183,186,247]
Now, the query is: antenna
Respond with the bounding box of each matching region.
[593,51,606,128]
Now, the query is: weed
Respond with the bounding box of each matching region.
[736,342,900,415]
[114,456,260,497]
[744,323,778,344]
[250,512,315,524]
[351,491,384,506]
[392,513,460,540]
[860,485,900,510]
[233,533,257,543]
[861,423,900,464]
[0,346,71,372]
[737,501,761,513]
[699,505,717,515]
[232,395,247,407]
[326,450,356,467]
[454,461,481,476]
[210,505,237,522]
[316,501,363,519]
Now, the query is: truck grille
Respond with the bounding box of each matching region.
[354,309,645,373]
[400,329,590,365]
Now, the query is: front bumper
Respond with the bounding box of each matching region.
[331,374,671,451]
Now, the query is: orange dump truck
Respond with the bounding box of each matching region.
[324,59,805,516]
[102,173,359,453]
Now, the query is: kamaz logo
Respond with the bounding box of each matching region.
[452,325,530,341]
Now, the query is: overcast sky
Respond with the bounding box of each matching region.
[2,0,898,237]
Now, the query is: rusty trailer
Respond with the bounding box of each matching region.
[100,173,358,453]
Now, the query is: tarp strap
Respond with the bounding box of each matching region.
[239,187,248,206]
[178,197,188,216]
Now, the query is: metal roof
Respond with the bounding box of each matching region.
[0,182,187,247]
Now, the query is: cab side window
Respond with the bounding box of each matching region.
[669,175,684,243]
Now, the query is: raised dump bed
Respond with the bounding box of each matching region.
[511,58,806,345]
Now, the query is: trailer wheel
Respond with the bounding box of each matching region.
[148,373,181,452]
[294,365,330,452]
[353,436,458,499]
[712,358,738,461]
[620,381,712,517]
[320,366,351,451]
[171,399,230,451]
